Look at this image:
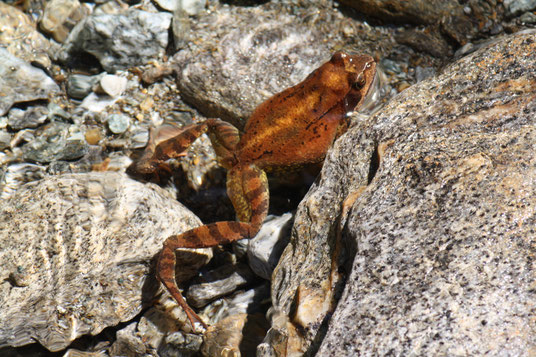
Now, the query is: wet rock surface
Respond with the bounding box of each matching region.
[0,0,534,356]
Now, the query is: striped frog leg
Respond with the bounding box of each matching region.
[157,164,269,329]
[154,121,269,329]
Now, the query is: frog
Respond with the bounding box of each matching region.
[127,51,377,329]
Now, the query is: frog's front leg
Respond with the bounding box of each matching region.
[126,118,240,181]
[157,163,269,329]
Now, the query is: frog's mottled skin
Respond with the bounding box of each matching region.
[127,52,377,329]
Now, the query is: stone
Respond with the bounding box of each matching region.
[7,106,49,131]
[67,74,102,100]
[200,313,269,357]
[153,0,206,14]
[0,163,46,200]
[58,9,172,73]
[107,114,131,134]
[21,122,89,163]
[247,213,293,280]
[264,30,536,356]
[0,49,59,116]
[0,131,11,151]
[201,284,271,325]
[160,331,203,357]
[338,0,464,25]
[0,172,202,351]
[97,74,128,98]
[504,0,536,16]
[520,11,536,24]
[186,263,257,308]
[0,2,52,69]
[39,0,89,43]
[80,93,118,113]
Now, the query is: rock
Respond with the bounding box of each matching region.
[519,11,536,24]
[39,0,89,43]
[107,114,131,134]
[21,122,89,163]
[160,331,203,357]
[201,284,271,324]
[0,131,11,151]
[340,0,476,46]
[80,93,119,113]
[171,2,382,128]
[0,2,52,69]
[67,74,102,100]
[47,103,71,122]
[266,30,536,356]
[504,0,536,16]
[109,304,208,356]
[186,263,257,308]
[395,28,451,58]
[338,0,465,25]
[58,9,172,73]
[0,163,46,200]
[64,349,108,357]
[129,127,150,148]
[247,213,293,280]
[200,313,269,357]
[0,48,59,116]
[153,0,206,14]
[0,172,202,351]
[7,106,49,131]
[97,74,128,98]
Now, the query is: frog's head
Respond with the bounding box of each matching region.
[330,51,377,113]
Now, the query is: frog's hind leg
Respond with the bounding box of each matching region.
[157,164,269,329]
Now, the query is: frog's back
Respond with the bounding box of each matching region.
[236,52,375,169]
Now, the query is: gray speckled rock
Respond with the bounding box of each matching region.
[0,49,59,116]
[0,172,202,352]
[7,106,49,131]
[171,2,381,128]
[21,122,88,164]
[265,30,536,355]
[58,9,172,72]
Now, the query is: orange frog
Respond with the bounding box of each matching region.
[127,52,377,329]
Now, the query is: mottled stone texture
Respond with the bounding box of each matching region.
[0,172,201,352]
[267,30,536,355]
[58,9,172,73]
[0,48,59,116]
[171,2,377,128]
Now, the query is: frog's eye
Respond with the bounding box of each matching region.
[353,72,366,89]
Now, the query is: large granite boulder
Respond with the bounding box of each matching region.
[264,30,536,356]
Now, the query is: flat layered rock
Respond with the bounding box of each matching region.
[0,172,202,352]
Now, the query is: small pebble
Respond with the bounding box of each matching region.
[107,114,130,134]
[67,74,101,100]
[85,127,102,145]
[98,74,128,97]
[139,97,154,112]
